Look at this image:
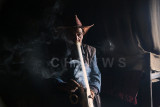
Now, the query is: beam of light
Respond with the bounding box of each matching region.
[150,0,160,53]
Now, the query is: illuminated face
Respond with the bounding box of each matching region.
[76,28,84,43]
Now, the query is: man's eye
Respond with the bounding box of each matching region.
[78,33,82,35]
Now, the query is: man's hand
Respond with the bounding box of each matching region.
[58,79,80,93]
[90,90,95,99]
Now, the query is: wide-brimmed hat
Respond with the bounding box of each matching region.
[56,15,94,35]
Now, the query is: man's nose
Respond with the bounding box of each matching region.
[76,35,81,42]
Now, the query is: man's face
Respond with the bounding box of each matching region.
[76,28,83,43]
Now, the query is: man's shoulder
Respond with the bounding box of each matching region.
[82,44,96,55]
[82,43,96,50]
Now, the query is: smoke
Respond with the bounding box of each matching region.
[0,97,6,107]
[0,0,65,89]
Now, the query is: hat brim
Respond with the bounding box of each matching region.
[56,24,94,35]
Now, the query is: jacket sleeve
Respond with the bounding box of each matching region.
[89,53,101,94]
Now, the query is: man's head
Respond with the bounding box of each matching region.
[56,15,94,44]
[75,27,84,43]
[63,27,84,45]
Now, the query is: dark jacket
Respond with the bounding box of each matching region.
[54,44,101,93]
[50,44,101,107]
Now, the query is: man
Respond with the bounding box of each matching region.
[52,15,101,107]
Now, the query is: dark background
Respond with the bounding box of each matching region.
[0,0,159,107]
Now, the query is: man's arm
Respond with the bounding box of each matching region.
[89,53,101,94]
